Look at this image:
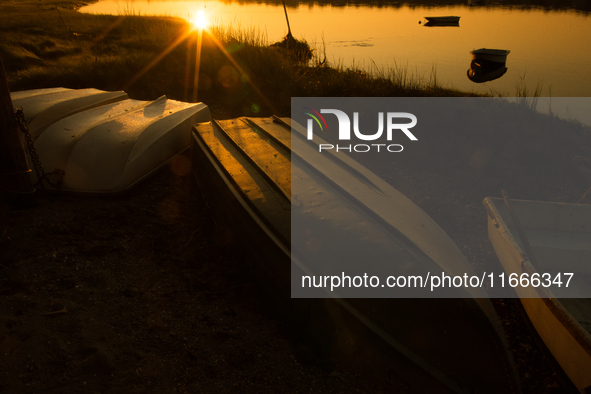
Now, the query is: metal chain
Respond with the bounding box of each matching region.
[15,109,44,189]
[15,109,65,190]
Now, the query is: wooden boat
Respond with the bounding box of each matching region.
[484,197,591,393]
[470,48,510,63]
[425,16,461,24]
[10,87,128,139]
[29,95,210,193]
[191,116,522,393]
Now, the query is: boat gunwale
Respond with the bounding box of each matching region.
[210,118,292,205]
[484,197,591,357]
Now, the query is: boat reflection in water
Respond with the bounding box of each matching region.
[467,48,510,83]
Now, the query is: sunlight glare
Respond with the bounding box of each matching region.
[191,10,208,30]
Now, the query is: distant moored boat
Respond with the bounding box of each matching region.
[424,16,461,24]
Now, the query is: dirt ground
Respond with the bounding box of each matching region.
[2,103,589,393]
[0,160,576,394]
[1,155,358,394]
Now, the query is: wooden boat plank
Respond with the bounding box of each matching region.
[214,118,292,201]
[194,120,291,240]
[245,116,292,150]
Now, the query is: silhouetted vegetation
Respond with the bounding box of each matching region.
[1,0,479,119]
[231,0,591,13]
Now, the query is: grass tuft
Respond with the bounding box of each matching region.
[515,73,543,110]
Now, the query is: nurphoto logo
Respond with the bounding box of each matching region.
[303,108,418,153]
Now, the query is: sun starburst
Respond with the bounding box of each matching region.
[191,11,208,30]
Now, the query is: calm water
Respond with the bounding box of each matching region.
[80,0,591,99]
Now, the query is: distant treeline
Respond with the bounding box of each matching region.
[223,0,591,13]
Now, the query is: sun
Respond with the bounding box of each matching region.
[191,10,208,30]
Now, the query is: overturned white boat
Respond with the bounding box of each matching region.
[11,88,210,193]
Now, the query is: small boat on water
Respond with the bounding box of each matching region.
[425,16,461,24]
[484,197,591,393]
[191,116,522,393]
[467,49,510,82]
[12,88,210,193]
[470,48,510,63]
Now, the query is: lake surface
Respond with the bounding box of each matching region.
[80,0,591,99]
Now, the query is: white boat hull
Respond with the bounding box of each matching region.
[12,88,210,193]
[11,87,128,138]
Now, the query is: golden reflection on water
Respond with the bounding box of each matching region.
[80,1,591,97]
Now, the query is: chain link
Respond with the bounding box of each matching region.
[15,109,65,190]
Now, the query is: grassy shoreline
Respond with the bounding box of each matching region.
[0,0,477,118]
